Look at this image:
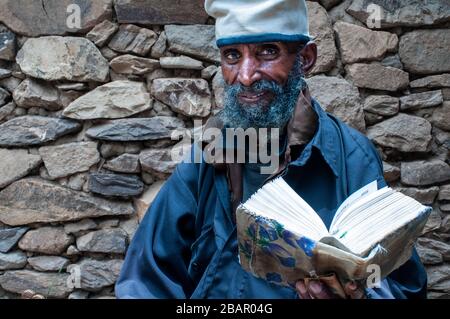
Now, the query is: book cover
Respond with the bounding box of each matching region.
[236,178,432,289]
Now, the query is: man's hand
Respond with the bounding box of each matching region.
[296,278,366,299]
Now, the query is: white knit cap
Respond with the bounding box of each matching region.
[205,0,311,47]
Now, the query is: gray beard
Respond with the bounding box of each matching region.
[220,56,306,130]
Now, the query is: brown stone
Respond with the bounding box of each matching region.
[151,78,211,117]
[17,37,109,82]
[19,227,73,255]
[86,20,118,47]
[334,21,398,64]
[307,2,337,74]
[367,114,432,153]
[399,29,450,75]
[110,55,160,75]
[108,24,157,56]
[345,63,409,91]
[39,142,100,179]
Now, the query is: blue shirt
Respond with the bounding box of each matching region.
[115,100,427,299]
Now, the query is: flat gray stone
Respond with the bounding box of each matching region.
[160,56,203,70]
[0,68,11,79]
[381,54,403,70]
[399,29,450,75]
[165,25,220,63]
[347,0,450,28]
[307,75,365,132]
[114,0,208,25]
[110,55,159,75]
[367,114,432,153]
[0,24,15,61]
[0,251,27,270]
[0,87,10,107]
[417,245,443,265]
[108,24,157,56]
[426,264,450,292]
[212,69,225,109]
[0,149,42,189]
[88,173,144,198]
[76,229,128,254]
[104,154,140,173]
[86,117,185,142]
[345,62,409,91]
[438,185,450,201]
[63,81,152,120]
[410,74,450,89]
[431,102,450,132]
[0,102,15,122]
[39,142,100,179]
[0,178,134,226]
[150,31,167,59]
[0,270,72,298]
[418,238,450,261]
[28,256,70,272]
[17,36,109,82]
[364,95,399,116]
[13,78,62,111]
[19,227,73,255]
[56,83,88,91]
[119,216,139,242]
[67,259,122,292]
[201,65,218,80]
[151,78,212,117]
[64,219,98,235]
[334,21,397,64]
[0,227,28,253]
[401,160,450,186]
[139,142,191,177]
[400,90,443,111]
[0,0,113,37]
[86,20,118,47]
[364,112,384,126]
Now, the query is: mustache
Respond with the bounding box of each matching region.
[225,80,284,96]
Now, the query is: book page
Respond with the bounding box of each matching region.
[330,189,429,255]
[329,180,378,232]
[242,177,329,240]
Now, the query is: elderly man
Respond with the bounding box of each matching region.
[115,0,427,299]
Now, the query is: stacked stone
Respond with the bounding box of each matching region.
[0,0,449,298]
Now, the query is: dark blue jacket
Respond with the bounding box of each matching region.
[115,99,427,299]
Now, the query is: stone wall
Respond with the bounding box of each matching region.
[0,0,449,299]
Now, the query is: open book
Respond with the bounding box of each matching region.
[236,177,432,289]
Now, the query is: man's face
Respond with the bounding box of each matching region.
[219,42,306,129]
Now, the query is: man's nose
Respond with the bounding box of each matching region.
[237,57,261,87]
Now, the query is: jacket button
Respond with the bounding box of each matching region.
[192,262,201,272]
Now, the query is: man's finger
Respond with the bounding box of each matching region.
[296,280,311,299]
[344,281,366,299]
[307,280,335,299]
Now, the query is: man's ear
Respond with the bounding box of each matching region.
[299,42,317,75]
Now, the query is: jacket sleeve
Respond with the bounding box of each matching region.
[115,161,198,299]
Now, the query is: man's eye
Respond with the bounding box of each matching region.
[260,48,278,56]
[224,51,240,61]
